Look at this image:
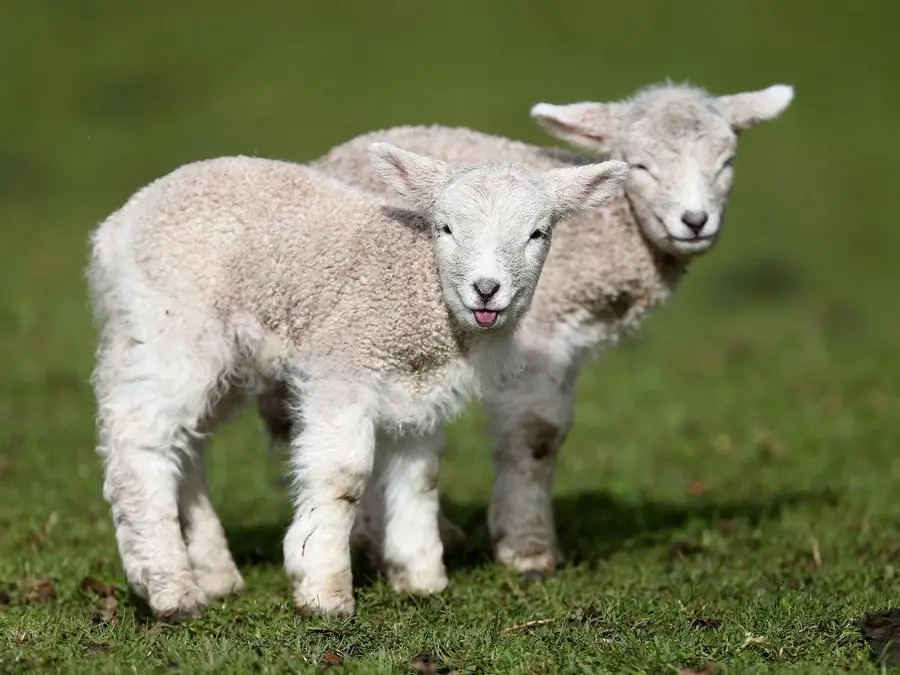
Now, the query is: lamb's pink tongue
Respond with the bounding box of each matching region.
[474,310,498,326]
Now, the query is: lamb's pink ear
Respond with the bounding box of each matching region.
[367,142,450,211]
[545,159,630,222]
[717,84,794,132]
[530,101,620,155]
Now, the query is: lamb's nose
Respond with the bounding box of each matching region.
[473,278,500,301]
[681,210,709,233]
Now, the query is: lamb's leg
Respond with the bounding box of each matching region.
[95,338,221,621]
[351,436,467,563]
[347,439,389,566]
[487,364,577,578]
[178,450,245,600]
[283,381,376,617]
[377,430,449,594]
[261,386,467,559]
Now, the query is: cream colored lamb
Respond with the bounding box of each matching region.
[86,141,628,620]
[258,82,794,578]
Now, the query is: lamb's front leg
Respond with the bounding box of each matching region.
[487,365,577,578]
[283,383,376,617]
[378,430,449,595]
[351,439,467,563]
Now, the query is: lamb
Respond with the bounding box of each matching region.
[257,82,794,577]
[86,141,629,620]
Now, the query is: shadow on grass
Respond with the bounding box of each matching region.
[223,486,839,583]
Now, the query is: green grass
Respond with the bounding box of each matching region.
[1,1,899,672]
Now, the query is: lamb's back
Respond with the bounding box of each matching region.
[311,126,590,194]
[115,156,456,372]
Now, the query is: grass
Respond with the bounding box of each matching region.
[1,1,899,672]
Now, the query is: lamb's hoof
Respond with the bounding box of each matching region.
[150,585,208,623]
[294,594,356,618]
[194,564,246,600]
[495,543,559,579]
[293,576,356,617]
[388,564,450,596]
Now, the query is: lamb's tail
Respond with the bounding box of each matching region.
[85,202,139,331]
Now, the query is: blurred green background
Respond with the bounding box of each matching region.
[1,1,899,671]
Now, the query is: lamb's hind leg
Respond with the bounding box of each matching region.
[179,447,245,600]
[487,364,577,578]
[95,338,225,621]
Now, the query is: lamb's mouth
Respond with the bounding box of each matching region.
[473,309,501,328]
[670,234,715,243]
[667,231,716,252]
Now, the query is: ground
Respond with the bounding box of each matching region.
[1,2,899,673]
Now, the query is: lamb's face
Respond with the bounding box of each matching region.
[618,100,738,257]
[531,83,794,259]
[367,143,629,333]
[428,166,558,332]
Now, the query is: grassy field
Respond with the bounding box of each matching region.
[1,1,899,672]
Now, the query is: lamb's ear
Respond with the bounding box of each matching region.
[545,159,630,222]
[718,84,794,132]
[530,101,620,155]
[367,142,450,211]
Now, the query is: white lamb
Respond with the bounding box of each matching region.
[258,82,794,577]
[86,141,629,620]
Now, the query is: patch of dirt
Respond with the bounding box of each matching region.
[691,617,722,630]
[26,580,55,604]
[410,652,457,675]
[861,609,900,666]
[320,651,343,667]
[80,577,120,625]
[343,643,364,658]
[568,604,603,625]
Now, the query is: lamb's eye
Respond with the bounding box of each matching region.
[440,225,452,235]
[631,163,658,180]
[530,229,546,241]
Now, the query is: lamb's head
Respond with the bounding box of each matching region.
[368,142,629,332]
[530,82,794,257]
